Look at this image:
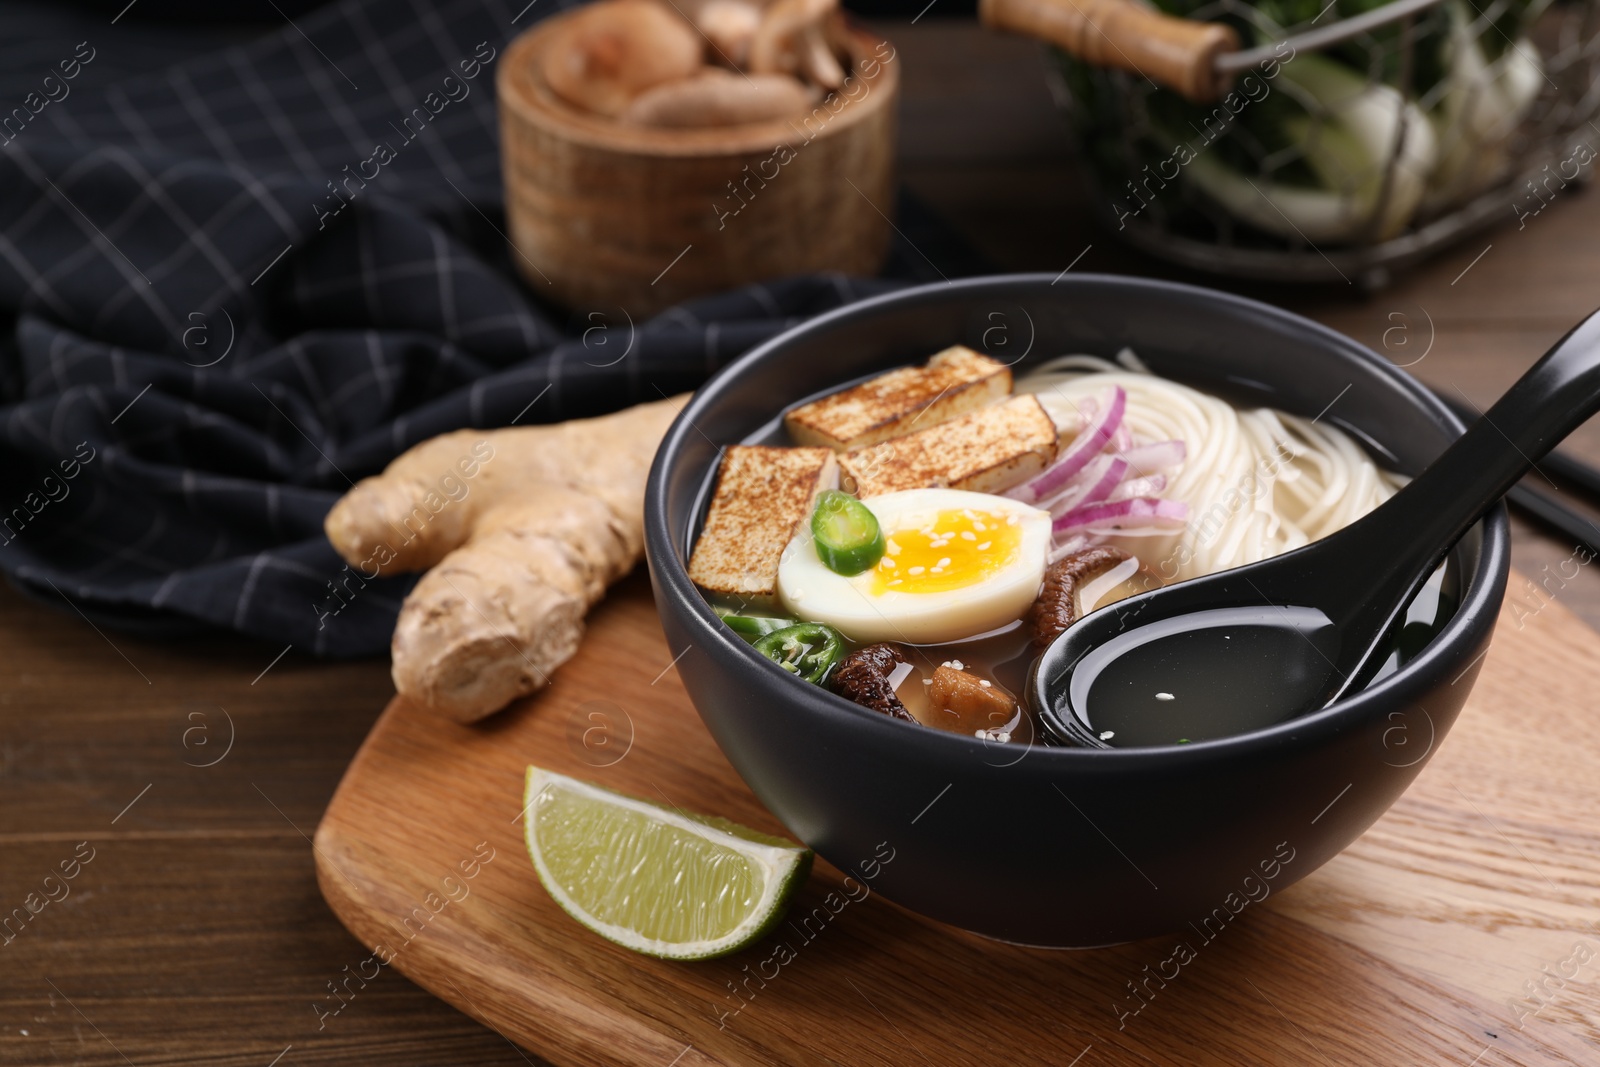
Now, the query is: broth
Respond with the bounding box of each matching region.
[1073,606,1343,747]
[716,558,1456,748]
[1056,562,1458,748]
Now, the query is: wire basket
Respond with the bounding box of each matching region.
[1024,0,1600,287]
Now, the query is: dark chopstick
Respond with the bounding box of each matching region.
[1536,447,1600,503]
[1435,392,1600,557]
[1504,483,1600,559]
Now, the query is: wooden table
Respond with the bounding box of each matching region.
[4,19,1599,1067]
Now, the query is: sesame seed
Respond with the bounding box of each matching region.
[936,557,951,569]
[978,680,991,688]
[922,678,932,685]
[974,521,987,532]
[909,566,926,575]
[929,567,944,574]
[1155,692,1175,701]
[977,541,992,551]
[885,540,901,556]
[882,558,896,569]
[960,531,977,541]
[1099,730,1116,740]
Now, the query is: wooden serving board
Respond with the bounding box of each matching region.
[314,570,1600,1066]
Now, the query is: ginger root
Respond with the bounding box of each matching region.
[324,395,687,723]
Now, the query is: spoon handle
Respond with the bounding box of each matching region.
[1327,307,1600,689]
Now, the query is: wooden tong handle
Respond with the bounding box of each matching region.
[980,0,1239,102]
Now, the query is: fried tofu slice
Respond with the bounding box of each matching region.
[688,445,837,605]
[839,395,1057,498]
[783,346,1011,451]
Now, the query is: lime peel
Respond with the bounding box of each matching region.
[523,765,812,960]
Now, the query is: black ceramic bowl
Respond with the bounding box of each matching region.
[643,274,1510,947]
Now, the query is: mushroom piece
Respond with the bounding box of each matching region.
[748,0,845,82]
[675,0,842,82]
[543,0,705,118]
[621,67,818,127]
[684,0,764,68]
[798,23,845,89]
[1028,547,1133,648]
[830,642,914,721]
[927,665,1018,737]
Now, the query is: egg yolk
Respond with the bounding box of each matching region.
[870,508,1023,595]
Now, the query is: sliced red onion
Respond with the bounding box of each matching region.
[1036,479,1092,516]
[1110,473,1167,501]
[1087,525,1186,538]
[1038,454,1126,516]
[1118,439,1186,473]
[1015,386,1126,501]
[1054,497,1189,533]
[1078,556,1141,613]
[1073,456,1127,509]
[1110,423,1133,454]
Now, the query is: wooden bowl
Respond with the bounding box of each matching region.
[496,15,899,317]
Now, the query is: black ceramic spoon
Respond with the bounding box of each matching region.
[1031,307,1600,750]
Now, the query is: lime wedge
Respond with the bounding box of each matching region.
[522,766,812,960]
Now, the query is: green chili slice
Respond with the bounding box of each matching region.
[752,623,845,685]
[810,490,885,576]
[715,608,800,643]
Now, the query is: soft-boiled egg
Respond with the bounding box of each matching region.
[777,488,1051,644]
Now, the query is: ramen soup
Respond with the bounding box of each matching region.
[683,347,1457,747]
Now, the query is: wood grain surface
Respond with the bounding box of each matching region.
[7,19,1600,1067]
[313,568,1600,1067]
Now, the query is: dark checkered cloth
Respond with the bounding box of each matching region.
[0,0,966,657]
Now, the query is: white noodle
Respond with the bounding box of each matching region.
[1015,355,1402,583]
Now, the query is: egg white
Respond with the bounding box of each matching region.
[777,488,1051,644]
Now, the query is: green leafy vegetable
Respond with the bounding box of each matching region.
[1062,0,1546,243]
[1182,51,1437,241]
[1421,2,1544,212]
